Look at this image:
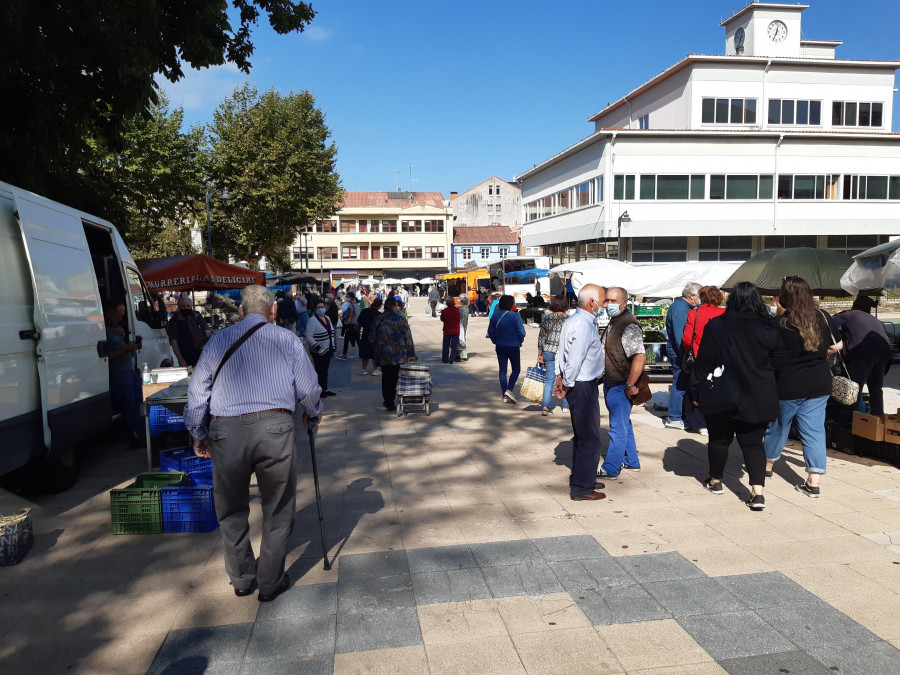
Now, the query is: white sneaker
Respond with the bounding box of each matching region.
[357,370,368,376]
[699,428,709,436]
[663,418,685,430]
[372,369,382,376]
[335,355,347,361]
[504,390,517,404]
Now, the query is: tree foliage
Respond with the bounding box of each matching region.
[0,0,315,207]
[207,83,343,271]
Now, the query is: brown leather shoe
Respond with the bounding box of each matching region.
[571,491,606,501]
[594,482,605,490]
[258,574,290,602]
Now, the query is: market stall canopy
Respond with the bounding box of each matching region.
[381,278,400,285]
[399,277,420,284]
[136,254,265,293]
[419,277,436,284]
[841,239,900,296]
[267,272,320,286]
[551,260,740,299]
[722,247,854,296]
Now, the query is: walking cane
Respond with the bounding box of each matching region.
[307,417,332,570]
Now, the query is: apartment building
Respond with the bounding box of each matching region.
[450,177,521,229]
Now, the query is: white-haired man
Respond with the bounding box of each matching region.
[184,285,322,603]
[553,284,608,501]
[664,282,702,429]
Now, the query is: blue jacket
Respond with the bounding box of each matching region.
[665,296,693,354]
[488,309,526,348]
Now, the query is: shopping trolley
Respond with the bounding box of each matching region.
[396,361,432,416]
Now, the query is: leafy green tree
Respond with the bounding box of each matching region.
[86,94,207,258]
[207,82,343,270]
[0,0,315,207]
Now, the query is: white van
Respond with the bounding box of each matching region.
[0,182,173,491]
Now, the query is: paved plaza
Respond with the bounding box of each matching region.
[1,297,900,674]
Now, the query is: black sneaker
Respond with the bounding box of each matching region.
[748,495,766,510]
[703,479,724,495]
[795,482,820,498]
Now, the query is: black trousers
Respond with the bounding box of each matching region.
[565,379,603,496]
[705,413,767,486]
[381,364,400,408]
[846,355,890,415]
[343,324,359,356]
[311,351,332,390]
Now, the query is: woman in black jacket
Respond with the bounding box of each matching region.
[690,282,786,511]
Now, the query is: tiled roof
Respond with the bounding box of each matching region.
[453,226,519,245]
[339,191,446,209]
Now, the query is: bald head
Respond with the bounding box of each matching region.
[577,284,606,311]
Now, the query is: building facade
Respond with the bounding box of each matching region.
[450,177,521,229]
[289,191,453,285]
[516,2,900,266]
[451,226,520,270]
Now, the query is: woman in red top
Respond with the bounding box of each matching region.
[681,286,726,433]
[440,297,461,364]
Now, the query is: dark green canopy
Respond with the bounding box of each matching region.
[722,247,854,297]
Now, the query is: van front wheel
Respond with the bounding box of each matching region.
[37,444,82,493]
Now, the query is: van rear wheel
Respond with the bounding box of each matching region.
[39,443,82,492]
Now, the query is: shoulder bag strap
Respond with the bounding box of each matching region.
[818,309,851,378]
[212,321,266,386]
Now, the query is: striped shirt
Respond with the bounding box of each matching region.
[184,314,323,441]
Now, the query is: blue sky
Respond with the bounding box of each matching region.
[161,0,900,195]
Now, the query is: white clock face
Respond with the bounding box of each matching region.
[768,20,787,43]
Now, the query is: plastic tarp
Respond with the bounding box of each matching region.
[841,239,900,295]
[551,260,741,299]
[503,268,548,282]
[136,254,265,292]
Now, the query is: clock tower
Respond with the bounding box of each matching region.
[721,2,805,58]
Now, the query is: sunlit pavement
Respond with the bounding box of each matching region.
[1,297,899,673]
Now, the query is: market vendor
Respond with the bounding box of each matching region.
[167,295,208,367]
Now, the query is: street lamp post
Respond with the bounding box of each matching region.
[617,211,631,262]
[205,183,231,258]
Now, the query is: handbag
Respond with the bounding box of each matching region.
[819,310,860,405]
[519,364,546,403]
[681,308,698,373]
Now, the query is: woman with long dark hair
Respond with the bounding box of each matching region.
[690,282,785,510]
[764,276,842,497]
[488,294,526,403]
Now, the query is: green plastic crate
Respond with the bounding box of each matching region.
[632,304,663,316]
[109,472,190,534]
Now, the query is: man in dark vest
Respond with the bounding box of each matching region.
[598,287,646,478]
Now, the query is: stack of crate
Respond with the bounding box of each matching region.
[842,411,900,466]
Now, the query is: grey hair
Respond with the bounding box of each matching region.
[608,286,628,299]
[458,294,469,305]
[240,285,275,316]
[577,285,601,308]
[682,282,702,298]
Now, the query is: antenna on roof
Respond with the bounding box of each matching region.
[395,169,400,191]
[409,163,418,192]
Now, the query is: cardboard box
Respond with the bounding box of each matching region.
[852,412,884,442]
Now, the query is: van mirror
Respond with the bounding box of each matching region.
[137,300,151,323]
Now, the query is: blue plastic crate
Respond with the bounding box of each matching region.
[160,447,212,474]
[149,405,185,435]
[189,469,213,487]
[161,485,218,533]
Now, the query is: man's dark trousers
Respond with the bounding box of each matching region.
[209,411,296,596]
[565,379,603,497]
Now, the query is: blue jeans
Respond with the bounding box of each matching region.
[496,346,521,395]
[541,352,568,411]
[110,367,144,438]
[601,382,639,475]
[442,334,459,363]
[764,395,829,474]
[667,347,687,421]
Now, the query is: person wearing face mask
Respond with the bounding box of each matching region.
[553,284,608,501]
[597,287,647,478]
[305,301,337,396]
[166,294,209,367]
[663,283,702,430]
[373,297,416,411]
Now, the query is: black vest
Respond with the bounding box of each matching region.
[602,310,641,386]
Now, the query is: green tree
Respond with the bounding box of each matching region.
[0,0,315,208]
[207,82,343,270]
[86,94,207,258]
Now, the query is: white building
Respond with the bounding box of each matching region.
[450,177,521,229]
[516,2,900,265]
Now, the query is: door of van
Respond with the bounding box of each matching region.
[11,188,109,448]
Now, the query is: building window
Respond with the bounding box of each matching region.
[595,176,604,203]
[614,175,636,200]
[424,220,444,232]
[698,236,753,262]
[340,220,356,233]
[341,246,358,260]
[701,97,757,124]
[359,246,369,260]
[556,188,571,214]
[541,196,553,218]
[631,237,688,263]
[638,175,705,200]
[402,246,423,259]
[832,101,884,127]
[317,247,338,259]
[842,175,900,200]
[381,245,398,259]
[401,220,422,232]
[498,247,509,258]
[316,220,336,233]
[763,235,819,251]
[826,235,881,257]
[488,186,493,196]
[358,219,368,233]
[462,247,472,260]
[710,175,773,200]
[381,220,397,233]
[768,99,822,126]
[639,114,649,129]
[292,247,302,261]
[496,185,500,195]
[777,174,841,200]
[480,247,491,259]
[425,246,444,259]
[575,181,591,208]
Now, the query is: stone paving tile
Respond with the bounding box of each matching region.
[406,544,479,573]
[337,549,410,581]
[510,627,622,674]
[238,655,333,674]
[617,551,706,583]
[334,606,423,653]
[494,593,593,634]
[754,596,882,650]
[243,615,336,662]
[469,539,543,566]
[643,577,747,617]
[814,640,900,674]
[532,534,611,561]
[573,582,672,625]
[417,599,507,644]
[717,650,832,675]
[147,622,253,675]
[597,618,716,671]
[714,571,819,609]
[425,636,527,674]
[481,559,566,598]
[255,583,337,621]
[337,574,416,612]
[548,556,636,591]
[677,610,795,660]
[332,645,429,674]
[411,568,492,604]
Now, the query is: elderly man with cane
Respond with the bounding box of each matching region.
[184,285,323,603]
